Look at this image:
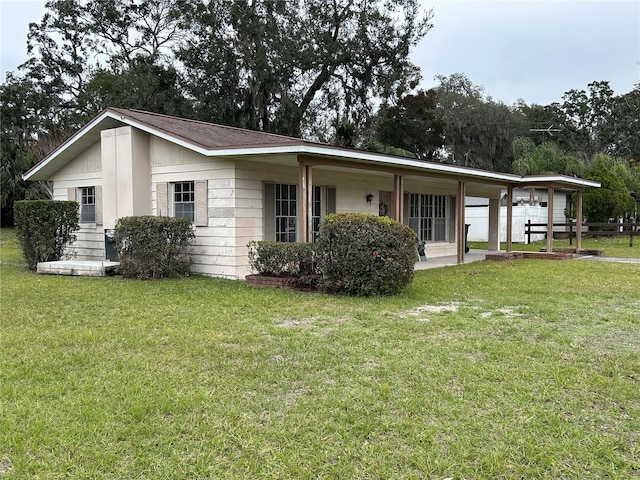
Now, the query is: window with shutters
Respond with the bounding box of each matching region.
[171,181,195,222]
[79,187,96,223]
[408,193,447,242]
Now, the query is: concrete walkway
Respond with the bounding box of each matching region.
[414,250,640,270]
[414,250,489,270]
[574,255,640,265]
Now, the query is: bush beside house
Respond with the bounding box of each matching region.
[114,216,194,279]
[14,200,80,270]
[315,213,417,296]
[247,241,319,289]
[249,213,417,296]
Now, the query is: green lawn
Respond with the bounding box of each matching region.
[1,229,639,478]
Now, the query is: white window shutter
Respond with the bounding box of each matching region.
[156,182,168,216]
[449,195,456,243]
[95,185,103,225]
[403,193,410,225]
[327,187,337,214]
[195,180,208,227]
[264,183,275,241]
[68,188,76,201]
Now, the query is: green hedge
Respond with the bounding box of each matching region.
[247,240,318,287]
[114,216,195,279]
[315,213,417,296]
[14,200,80,270]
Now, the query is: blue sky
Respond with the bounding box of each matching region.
[1,0,638,106]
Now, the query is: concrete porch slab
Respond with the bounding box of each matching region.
[37,260,120,277]
[414,250,489,270]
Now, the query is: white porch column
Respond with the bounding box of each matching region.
[488,197,500,251]
[506,186,514,252]
[547,186,554,253]
[457,181,466,264]
[576,188,583,252]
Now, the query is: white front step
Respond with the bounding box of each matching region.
[36,260,119,277]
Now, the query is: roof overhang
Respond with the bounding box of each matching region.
[23,110,127,180]
[23,109,601,191]
[519,175,601,190]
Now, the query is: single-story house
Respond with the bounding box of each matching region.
[23,108,600,279]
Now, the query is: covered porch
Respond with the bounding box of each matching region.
[295,153,599,264]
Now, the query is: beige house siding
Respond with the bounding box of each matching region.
[150,137,240,278]
[51,141,105,260]
[149,136,211,167]
[234,160,297,278]
[49,137,465,276]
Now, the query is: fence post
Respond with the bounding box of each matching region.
[527,219,531,245]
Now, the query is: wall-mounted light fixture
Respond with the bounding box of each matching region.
[366,193,374,205]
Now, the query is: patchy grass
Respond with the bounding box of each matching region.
[1,229,639,478]
[470,235,640,258]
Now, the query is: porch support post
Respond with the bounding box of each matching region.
[457,181,466,264]
[306,165,313,241]
[547,186,554,253]
[298,160,313,243]
[506,186,513,252]
[576,188,583,252]
[394,175,404,223]
[488,197,500,251]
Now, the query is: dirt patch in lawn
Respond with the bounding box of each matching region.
[401,303,462,319]
[0,458,13,474]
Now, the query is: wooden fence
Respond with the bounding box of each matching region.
[525,219,640,247]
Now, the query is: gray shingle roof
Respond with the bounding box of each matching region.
[109,108,309,150]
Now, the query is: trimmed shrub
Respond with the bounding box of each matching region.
[14,200,80,270]
[114,216,195,279]
[247,240,317,279]
[315,213,417,296]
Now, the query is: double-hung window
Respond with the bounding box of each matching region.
[264,183,336,242]
[275,183,298,242]
[80,186,96,223]
[156,180,207,226]
[172,181,195,222]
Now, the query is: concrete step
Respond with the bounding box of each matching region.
[37,260,120,277]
